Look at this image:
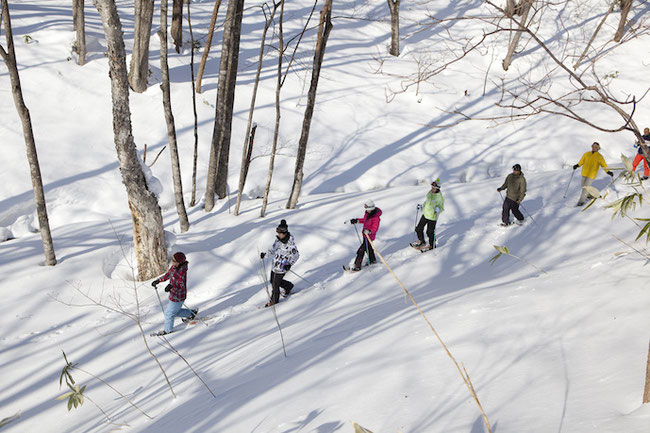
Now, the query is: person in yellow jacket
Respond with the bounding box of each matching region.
[572,142,613,206]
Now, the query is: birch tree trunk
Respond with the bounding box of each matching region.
[260,0,285,218]
[614,0,633,42]
[234,2,279,216]
[205,0,245,211]
[171,0,183,53]
[574,1,616,70]
[286,0,333,209]
[93,0,168,280]
[387,0,399,57]
[128,0,154,92]
[72,0,86,65]
[643,345,650,403]
[187,0,200,207]
[0,0,57,266]
[502,0,532,71]
[159,0,190,232]
[196,0,223,94]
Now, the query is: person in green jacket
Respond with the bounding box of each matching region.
[497,164,526,226]
[411,179,444,251]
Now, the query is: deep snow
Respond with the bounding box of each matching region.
[1,1,649,432]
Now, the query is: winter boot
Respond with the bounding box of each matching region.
[182,309,199,323]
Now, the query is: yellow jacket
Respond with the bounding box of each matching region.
[578,151,608,179]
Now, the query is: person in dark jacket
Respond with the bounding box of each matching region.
[632,127,650,180]
[497,164,527,226]
[349,200,382,271]
[260,219,300,307]
[151,252,196,335]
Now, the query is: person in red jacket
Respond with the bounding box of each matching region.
[151,252,197,335]
[349,200,382,271]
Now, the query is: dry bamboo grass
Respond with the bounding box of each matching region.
[365,234,492,433]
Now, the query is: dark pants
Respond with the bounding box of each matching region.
[354,238,376,268]
[270,271,294,304]
[415,215,437,247]
[502,197,524,224]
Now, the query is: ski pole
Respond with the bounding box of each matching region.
[519,203,537,226]
[362,231,371,266]
[498,190,505,202]
[183,301,208,327]
[288,269,313,286]
[563,169,576,199]
[413,205,420,243]
[352,222,362,244]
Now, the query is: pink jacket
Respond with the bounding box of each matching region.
[357,208,382,240]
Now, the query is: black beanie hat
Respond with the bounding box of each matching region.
[276,219,289,233]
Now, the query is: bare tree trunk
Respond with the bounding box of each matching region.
[187,0,200,207]
[387,0,400,57]
[128,0,154,92]
[196,0,223,94]
[260,0,285,218]
[574,1,616,70]
[72,0,86,65]
[159,0,190,232]
[504,0,516,17]
[93,0,168,280]
[502,0,532,71]
[171,0,183,53]
[234,2,279,216]
[0,0,57,266]
[205,0,245,211]
[614,0,633,42]
[286,0,333,209]
[644,340,650,403]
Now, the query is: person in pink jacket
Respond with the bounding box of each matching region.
[349,200,382,271]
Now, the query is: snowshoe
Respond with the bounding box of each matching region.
[150,330,172,337]
[342,265,361,272]
[182,309,199,324]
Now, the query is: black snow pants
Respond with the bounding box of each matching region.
[354,238,376,268]
[415,215,437,247]
[270,271,294,304]
[502,197,524,224]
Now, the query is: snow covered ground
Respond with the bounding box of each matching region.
[1,1,649,432]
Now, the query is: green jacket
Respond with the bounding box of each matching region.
[500,172,526,202]
[423,190,444,220]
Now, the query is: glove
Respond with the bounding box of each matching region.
[283,263,291,271]
[416,204,422,210]
[606,171,614,177]
[434,206,440,214]
[496,187,503,192]
[260,252,266,259]
[573,164,579,170]
[350,218,358,224]
[363,229,371,235]
[151,280,159,288]
[164,284,172,293]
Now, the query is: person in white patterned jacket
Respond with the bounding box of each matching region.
[260,219,300,307]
